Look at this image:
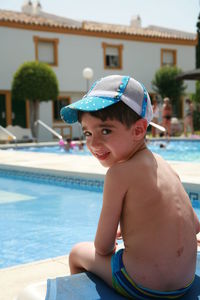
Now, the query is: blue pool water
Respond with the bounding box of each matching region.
[0,174,102,269]
[0,171,200,269]
[147,140,200,162]
[3,140,200,162]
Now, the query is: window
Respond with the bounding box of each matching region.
[34,36,59,66]
[161,49,176,66]
[102,43,123,69]
[53,97,70,122]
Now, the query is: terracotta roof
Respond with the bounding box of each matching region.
[147,25,196,40]
[0,9,197,42]
[82,21,196,41]
[0,9,81,29]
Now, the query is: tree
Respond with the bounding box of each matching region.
[191,81,200,130]
[11,61,59,139]
[196,12,200,68]
[195,11,200,129]
[152,66,186,117]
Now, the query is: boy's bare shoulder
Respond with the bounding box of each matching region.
[107,149,153,181]
[107,149,179,187]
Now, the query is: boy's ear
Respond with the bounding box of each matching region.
[131,119,147,140]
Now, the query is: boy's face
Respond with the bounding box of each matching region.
[81,113,138,168]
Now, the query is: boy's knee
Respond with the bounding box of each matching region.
[69,243,81,261]
[69,243,83,272]
[69,242,94,273]
[69,242,89,263]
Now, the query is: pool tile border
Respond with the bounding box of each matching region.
[0,166,200,200]
[0,168,104,193]
[183,182,200,201]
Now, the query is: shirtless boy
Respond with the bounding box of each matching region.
[61,75,200,299]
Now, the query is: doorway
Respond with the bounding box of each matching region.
[12,99,26,128]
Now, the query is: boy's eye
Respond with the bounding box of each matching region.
[83,131,91,137]
[102,129,111,135]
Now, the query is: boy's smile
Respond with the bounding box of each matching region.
[81,113,139,167]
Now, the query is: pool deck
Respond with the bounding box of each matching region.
[0,149,200,300]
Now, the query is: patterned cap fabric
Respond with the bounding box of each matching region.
[60,75,153,125]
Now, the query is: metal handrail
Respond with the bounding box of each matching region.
[35,120,63,141]
[0,125,17,142]
[149,121,166,132]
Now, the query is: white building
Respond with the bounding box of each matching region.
[0,1,197,141]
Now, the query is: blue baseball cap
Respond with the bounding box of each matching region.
[60,75,153,125]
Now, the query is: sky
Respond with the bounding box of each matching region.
[0,0,199,33]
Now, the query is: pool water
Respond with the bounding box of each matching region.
[0,173,200,269]
[3,140,200,162]
[147,140,200,162]
[0,175,101,269]
[5,144,91,156]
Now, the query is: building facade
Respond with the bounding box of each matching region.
[0,2,197,140]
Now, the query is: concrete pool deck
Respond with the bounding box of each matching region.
[0,149,200,183]
[0,149,200,300]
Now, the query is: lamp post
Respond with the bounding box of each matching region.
[82,67,93,92]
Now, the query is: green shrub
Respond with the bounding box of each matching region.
[12,61,59,102]
[11,61,59,138]
[194,109,200,130]
[152,66,186,117]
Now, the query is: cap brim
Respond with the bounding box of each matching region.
[60,96,118,124]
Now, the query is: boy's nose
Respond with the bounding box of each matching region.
[88,135,101,148]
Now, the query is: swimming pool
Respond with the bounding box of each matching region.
[0,171,102,269]
[2,140,200,162]
[0,170,199,269]
[148,140,200,162]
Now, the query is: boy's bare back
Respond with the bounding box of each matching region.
[113,147,197,291]
[62,75,199,298]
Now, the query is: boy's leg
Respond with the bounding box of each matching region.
[69,241,113,287]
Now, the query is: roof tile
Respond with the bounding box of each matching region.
[0,9,197,41]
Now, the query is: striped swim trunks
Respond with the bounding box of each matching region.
[111,249,194,299]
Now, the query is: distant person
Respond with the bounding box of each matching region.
[59,138,77,152]
[60,75,199,299]
[184,98,194,137]
[65,138,85,151]
[64,138,72,151]
[162,97,172,138]
[78,141,84,150]
[151,97,160,137]
[159,143,166,148]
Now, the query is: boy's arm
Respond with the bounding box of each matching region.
[94,166,127,256]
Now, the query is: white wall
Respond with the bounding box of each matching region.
[0,27,35,89]
[0,27,196,93]
[0,26,196,139]
[37,101,53,142]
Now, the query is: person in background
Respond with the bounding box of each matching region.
[151,97,160,137]
[184,98,194,137]
[59,138,76,151]
[162,97,172,138]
